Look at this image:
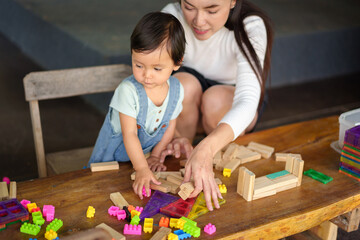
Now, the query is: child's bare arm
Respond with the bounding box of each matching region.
[119,113,160,199]
[147,119,176,171]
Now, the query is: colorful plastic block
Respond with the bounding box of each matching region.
[159,217,169,227]
[168,232,179,240]
[345,125,360,147]
[20,222,40,236]
[304,169,333,184]
[187,192,226,220]
[131,210,140,218]
[44,229,57,240]
[223,168,231,177]
[32,211,45,225]
[143,218,153,233]
[116,209,126,220]
[127,205,135,212]
[123,206,131,222]
[0,199,29,230]
[135,206,143,213]
[86,206,95,218]
[139,191,179,220]
[169,218,179,228]
[204,223,216,235]
[160,198,196,218]
[130,214,140,225]
[123,224,142,235]
[219,184,227,193]
[42,205,55,222]
[176,218,187,230]
[108,206,120,216]
[27,203,37,213]
[32,207,41,213]
[266,170,290,180]
[2,177,10,184]
[46,218,63,232]
[183,223,200,238]
[20,199,31,209]
[142,186,151,197]
[174,229,191,239]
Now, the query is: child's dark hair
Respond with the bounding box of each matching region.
[131,12,186,66]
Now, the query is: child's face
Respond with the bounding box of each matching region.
[132,45,180,90]
[181,0,236,40]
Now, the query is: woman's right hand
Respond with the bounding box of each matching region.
[159,137,193,162]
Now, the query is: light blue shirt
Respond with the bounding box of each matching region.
[109,78,184,135]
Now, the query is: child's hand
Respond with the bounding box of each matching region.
[133,167,160,199]
[147,155,167,172]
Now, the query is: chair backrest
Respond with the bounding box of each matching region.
[23,64,132,177]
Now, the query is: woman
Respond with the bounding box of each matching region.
[161,0,273,211]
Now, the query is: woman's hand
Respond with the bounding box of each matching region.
[133,167,161,199]
[147,155,167,172]
[183,140,222,211]
[159,137,193,162]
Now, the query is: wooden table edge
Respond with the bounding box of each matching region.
[219,194,360,240]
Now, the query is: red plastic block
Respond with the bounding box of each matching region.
[204,223,216,235]
[160,198,195,218]
[123,224,142,235]
[159,217,169,227]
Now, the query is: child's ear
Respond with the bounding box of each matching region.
[173,65,181,71]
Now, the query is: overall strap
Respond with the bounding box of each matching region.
[127,76,148,126]
[161,76,180,123]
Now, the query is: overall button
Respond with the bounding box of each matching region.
[158,110,161,113]
[156,119,159,122]
[162,124,166,128]
[154,128,157,131]
[137,125,141,129]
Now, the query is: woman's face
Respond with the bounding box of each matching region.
[181,0,236,40]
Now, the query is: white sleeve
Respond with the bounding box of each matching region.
[218,16,267,140]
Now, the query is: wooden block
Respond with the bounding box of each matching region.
[243,168,255,201]
[131,171,162,180]
[0,182,9,200]
[150,181,171,193]
[9,181,16,199]
[131,171,136,180]
[166,175,183,186]
[213,151,222,165]
[309,221,338,240]
[271,174,298,190]
[223,143,239,161]
[158,179,179,194]
[275,153,289,162]
[158,171,182,179]
[239,151,262,164]
[179,168,186,176]
[223,158,242,172]
[285,155,295,173]
[179,159,187,167]
[275,181,297,193]
[90,161,119,172]
[150,227,172,240]
[178,182,195,200]
[96,223,126,240]
[253,189,277,200]
[247,141,274,158]
[237,167,246,196]
[110,192,129,208]
[253,176,276,195]
[293,158,305,186]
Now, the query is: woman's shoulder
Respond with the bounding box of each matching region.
[243,15,266,35]
[162,2,182,18]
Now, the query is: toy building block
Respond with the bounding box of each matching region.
[178,182,194,200]
[150,180,171,193]
[187,192,226,220]
[224,157,242,172]
[46,218,63,232]
[223,168,232,177]
[143,186,151,197]
[130,214,140,225]
[219,184,227,193]
[292,158,305,186]
[204,223,216,235]
[44,229,57,240]
[144,218,153,233]
[140,191,179,220]
[20,222,40,236]
[150,227,172,240]
[160,198,196,218]
[174,230,191,240]
[0,199,29,230]
[131,210,140,218]
[158,178,181,194]
[179,159,187,167]
[127,205,135,212]
[176,218,187,230]
[27,203,37,213]
[166,175,184,186]
[110,192,129,208]
[135,206,143,213]
[116,209,126,220]
[180,216,197,227]
[168,232,179,240]
[96,223,126,240]
[169,218,179,228]
[266,170,290,180]
[158,171,182,179]
[241,168,255,201]
[9,181,16,199]
[285,155,295,173]
[0,182,9,200]
[183,223,200,238]
[215,143,239,170]
[32,207,41,213]
[179,168,186,176]
[253,176,277,199]
[304,169,333,184]
[159,217,170,227]
[86,206,95,218]
[237,145,262,164]
[247,141,274,158]
[123,224,142,235]
[123,206,131,222]
[213,151,222,165]
[43,205,55,222]
[90,161,119,172]
[32,211,45,225]
[108,206,120,216]
[20,199,31,208]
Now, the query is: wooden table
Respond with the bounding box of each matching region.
[2,116,360,240]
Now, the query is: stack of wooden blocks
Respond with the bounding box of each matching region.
[339,125,360,181]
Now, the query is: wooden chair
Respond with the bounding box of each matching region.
[23,64,132,177]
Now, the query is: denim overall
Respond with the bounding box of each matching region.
[88,75,180,165]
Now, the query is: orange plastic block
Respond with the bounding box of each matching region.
[127,205,135,212]
[159,217,169,227]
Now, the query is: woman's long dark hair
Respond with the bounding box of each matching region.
[225,0,273,108]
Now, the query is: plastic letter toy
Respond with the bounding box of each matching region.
[204,223,216,235]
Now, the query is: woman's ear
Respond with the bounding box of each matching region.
[231,0,236,9]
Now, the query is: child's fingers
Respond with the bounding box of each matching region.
[151,177,161,185]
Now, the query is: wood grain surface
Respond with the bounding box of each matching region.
[2,116,360,240]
